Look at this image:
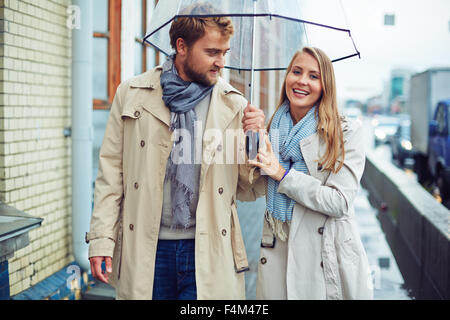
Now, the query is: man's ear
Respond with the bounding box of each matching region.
[176,38,188,56]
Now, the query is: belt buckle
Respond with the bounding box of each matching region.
[260,236,276,248]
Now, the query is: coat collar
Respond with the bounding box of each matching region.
[128,66,243,128]
[300,117,352,181]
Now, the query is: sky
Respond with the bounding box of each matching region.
[315,0,450,104]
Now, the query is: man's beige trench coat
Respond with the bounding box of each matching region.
[86,66,264,300]
[256,118,374,300]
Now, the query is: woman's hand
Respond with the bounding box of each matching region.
[248,134,286,181]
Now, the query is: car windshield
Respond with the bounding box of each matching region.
[378,123,398,135]
[399,121,411,139]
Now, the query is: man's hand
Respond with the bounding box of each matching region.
[242,102,265,132]
[89,256,112,283]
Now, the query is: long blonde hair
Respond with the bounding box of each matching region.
[268,47,345,173]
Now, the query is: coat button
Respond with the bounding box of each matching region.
[140,140,145,147]
[134,182,139,189]
[260,257,267,264]
[318,227,324,235]
[217,144,222,151]
[129,224,134,231]
[134,111,140,118]
[221,229,227,236]
[320,261,324,268]
[218,187,223,195]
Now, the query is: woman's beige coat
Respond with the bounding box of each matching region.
[256,118,374,300]
[86,66,264,300]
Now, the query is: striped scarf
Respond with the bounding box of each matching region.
[266,101,318,241]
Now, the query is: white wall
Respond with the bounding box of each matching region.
[121,0,136,82]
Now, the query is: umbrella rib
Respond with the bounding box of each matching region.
[143,17,175,42]
[144,14,352,38]
[143,11,361,70]
[331,53,360,63]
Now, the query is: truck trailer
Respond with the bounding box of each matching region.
[408,68,450,201]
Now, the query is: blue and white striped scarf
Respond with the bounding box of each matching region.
[266,101,318,240]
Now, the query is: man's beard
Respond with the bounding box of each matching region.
[184,53,218,87]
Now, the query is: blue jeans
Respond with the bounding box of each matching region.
[152,239,197,300]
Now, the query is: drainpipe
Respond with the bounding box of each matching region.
[71,0,93,272]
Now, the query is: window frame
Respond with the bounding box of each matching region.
[93,0,122,110]
[134,0,160,75]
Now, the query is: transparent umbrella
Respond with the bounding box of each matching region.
[144,0,360,102]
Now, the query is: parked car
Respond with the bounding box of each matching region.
[372,115,400,146]
[391,118,413,167]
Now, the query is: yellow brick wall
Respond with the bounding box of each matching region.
[0,0,72,296]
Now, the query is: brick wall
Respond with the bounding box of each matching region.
[0,0,72,296]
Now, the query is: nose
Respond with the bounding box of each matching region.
[297,74,309,85]
[215,55,225,69]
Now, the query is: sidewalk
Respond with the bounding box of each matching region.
[353,188,412,299]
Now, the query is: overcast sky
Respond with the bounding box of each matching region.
[318,0,450,104]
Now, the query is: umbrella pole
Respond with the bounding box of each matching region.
[246,0,258,160]
[249,0,257,104]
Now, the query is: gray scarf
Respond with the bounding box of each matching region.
[160,55,214,228]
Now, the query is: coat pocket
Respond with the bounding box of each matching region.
[338,229,359,265]
[230,200,250,273]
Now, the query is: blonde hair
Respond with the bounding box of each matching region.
[170,3,234,50]
[268,46,345,173]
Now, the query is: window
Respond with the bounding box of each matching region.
[134,0,158,75]
[391,77,404,100]
[435,104,446,134]
[384,14,395,26]
[93,0,122,110]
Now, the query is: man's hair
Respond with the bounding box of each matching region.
[169,3,234,50]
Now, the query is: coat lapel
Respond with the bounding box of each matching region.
[129,70,244,191]
[290,132,328,241]
[300,133,319,178]
[129,66,171,127]
[199,79,243,191]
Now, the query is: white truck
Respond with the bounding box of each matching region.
[408,68,450,193]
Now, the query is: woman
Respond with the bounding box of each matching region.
[249,47,373,300]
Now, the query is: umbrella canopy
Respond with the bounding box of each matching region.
[144,0,360,71]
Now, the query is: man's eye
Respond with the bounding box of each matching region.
[207,50,219,56]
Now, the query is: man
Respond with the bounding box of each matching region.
[86,4,265,300]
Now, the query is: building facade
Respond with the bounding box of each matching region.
[0,0,72,297]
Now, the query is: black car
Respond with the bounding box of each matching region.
[391,119,413,167]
